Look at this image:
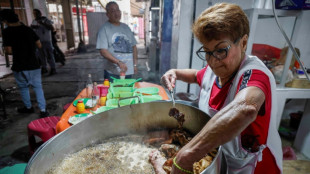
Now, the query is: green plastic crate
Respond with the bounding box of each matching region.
[91,106,117,114]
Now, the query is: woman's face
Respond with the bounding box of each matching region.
[203,36,247,80]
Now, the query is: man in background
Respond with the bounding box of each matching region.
[96,1,138,81]
[31,9,57,76]
[0,9,49,118]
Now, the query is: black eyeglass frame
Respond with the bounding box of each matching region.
[196,38,240,61]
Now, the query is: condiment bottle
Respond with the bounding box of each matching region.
[100,95,107,106]
[103,79,110,86]
[76,100,85,113]
[91,82,100,107]
[86,74,93,98]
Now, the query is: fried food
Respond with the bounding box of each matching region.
[168,108,185,129]
[193,149,218,174]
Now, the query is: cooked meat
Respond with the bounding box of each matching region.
[193,149,218,174]
[148,129,218,174]
[169,108,185,129]
[144,130,171,146]
[163,158,173,174]
[170,129,192,147]
[159,144,179,158]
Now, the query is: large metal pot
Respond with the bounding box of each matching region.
[25,101,223,174]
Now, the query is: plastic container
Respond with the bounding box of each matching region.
[97,84,109,97]
[106,98,138,107]
[107,91,134,99]
[100,96,107,106]
[112,79,139,85]
[91,82,100,107]
[103,79,110,86]
[109,86,135,96]
[76,100,85,113]
[134,87,159,95]
[86,74,93,98]
[141,95,162,103]
[91,106,117,115]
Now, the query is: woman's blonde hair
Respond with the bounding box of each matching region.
[192,3,249,44]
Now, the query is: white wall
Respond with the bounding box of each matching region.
[293,11,310,68]
[171,0,195,93]
[253,17,295,48]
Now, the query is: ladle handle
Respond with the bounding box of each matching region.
[170,90,175,107]
[118,95,141,108]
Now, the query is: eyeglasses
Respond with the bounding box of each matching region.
[196,38,240,61]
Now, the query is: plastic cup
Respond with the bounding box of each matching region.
[97,85,109,97]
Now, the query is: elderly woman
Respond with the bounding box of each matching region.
[161,3,282,174]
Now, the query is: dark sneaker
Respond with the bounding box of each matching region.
[40,111,50,118]
[17,107,34,113]
[41,68,48,74]
[49,68,57,76]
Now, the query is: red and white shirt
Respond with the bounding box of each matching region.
[197,66,280,174]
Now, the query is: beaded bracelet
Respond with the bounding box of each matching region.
[173,157,194,174]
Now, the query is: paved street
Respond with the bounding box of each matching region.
[0,40,161,168]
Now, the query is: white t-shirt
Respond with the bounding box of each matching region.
[96,21,137,75]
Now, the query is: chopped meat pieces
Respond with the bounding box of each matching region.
[143,130,171,146]
[170,129,192,147]
[169,108,185,129]
[193,149,218,174]
[159,144,179,158]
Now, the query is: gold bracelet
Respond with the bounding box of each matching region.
[173,157,193,174]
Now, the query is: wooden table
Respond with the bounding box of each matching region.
[55,82,169,134]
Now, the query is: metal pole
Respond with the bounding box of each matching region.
[75,0,86,52]
[80,2,85,42]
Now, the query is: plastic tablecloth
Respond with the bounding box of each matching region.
[56,82,169,134]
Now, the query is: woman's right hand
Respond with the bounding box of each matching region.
[161,69,177,91]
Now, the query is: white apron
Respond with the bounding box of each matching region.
[198,55,283,174]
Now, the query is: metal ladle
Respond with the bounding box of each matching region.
[170,90,175,108]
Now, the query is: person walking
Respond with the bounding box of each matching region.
[31,9,57,76]
[1,9,49,118]
[96,1,138,81]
